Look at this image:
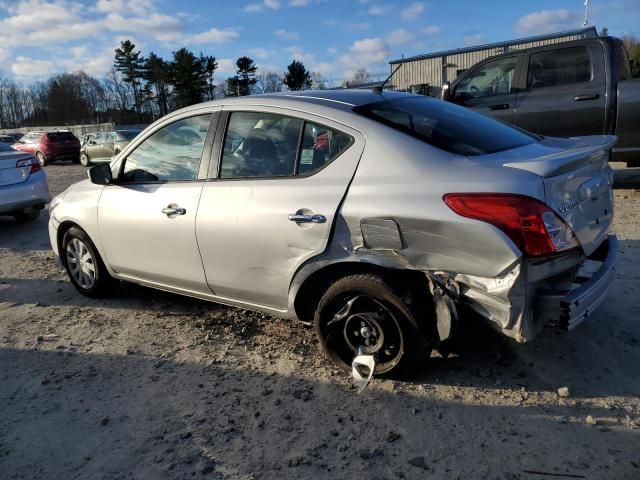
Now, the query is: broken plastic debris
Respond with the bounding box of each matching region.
[352,347,375,394]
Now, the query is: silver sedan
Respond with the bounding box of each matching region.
[48,90,617,376]
[0,143,50,222]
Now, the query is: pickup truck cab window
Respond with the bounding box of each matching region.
[454,56,517,100]
[527,46,591,89]
[121,114,212,183]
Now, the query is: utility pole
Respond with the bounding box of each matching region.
[583,0,590,27]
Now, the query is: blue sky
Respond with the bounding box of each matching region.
[0,0,638,84]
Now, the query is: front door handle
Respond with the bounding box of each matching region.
[489,103,509,111]
[574,93,599,102]
[162,205,186,216]
[288,213,327,224]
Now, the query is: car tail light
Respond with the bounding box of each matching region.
[16,157,41,174]
[443,193,579,257]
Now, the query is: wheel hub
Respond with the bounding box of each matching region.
[344,313,384,355]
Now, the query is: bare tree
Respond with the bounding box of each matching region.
[350,68,371,86]
[103,67,132,121]
[256,71,284,93]
[310,71,327,90]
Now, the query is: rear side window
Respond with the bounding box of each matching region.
[354,96,536,156]
[527,47,591,89]
[298,122,353,175]
[46,132,76,141]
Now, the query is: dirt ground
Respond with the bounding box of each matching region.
[1,163,639,480]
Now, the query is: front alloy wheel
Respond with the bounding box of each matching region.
[80,152,91,166]
[62,227,116,297]
[36,151,47,166]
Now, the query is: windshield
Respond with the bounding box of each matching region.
[354,96,536,156]
[47,132,76,142]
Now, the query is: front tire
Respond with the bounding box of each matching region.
[314,273,430,376]
[80,152,91,166]
[62,227,116,297]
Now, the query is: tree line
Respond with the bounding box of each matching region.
[0,39,333,129]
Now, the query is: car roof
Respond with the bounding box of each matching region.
[177,89,419,115]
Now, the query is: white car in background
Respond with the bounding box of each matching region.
[0,143,50,222]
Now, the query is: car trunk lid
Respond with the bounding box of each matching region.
[0,152,34,187]
[501,135,616,256]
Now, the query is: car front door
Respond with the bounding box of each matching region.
[514,44,606,137]
[196,108,363,309]
[450,54,521,124]
[97,109,219,294]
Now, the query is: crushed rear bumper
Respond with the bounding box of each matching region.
[558,235,617,330]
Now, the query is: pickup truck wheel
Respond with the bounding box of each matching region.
[36,151,48,166]
[62,227,116,298]
[314,274,429,376]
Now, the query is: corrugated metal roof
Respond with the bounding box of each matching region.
[389,27,598,64]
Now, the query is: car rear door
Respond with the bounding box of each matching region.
[514,42,606,137]
[196,107,363,309]
[97,108,219,294]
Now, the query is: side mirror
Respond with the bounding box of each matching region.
[441,81,452,101]
[88,163,113,185]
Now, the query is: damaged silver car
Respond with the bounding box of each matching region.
[48,90,617,376]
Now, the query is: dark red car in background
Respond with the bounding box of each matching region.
[12,131,80,166]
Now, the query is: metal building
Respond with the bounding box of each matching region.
[388,27,598,92]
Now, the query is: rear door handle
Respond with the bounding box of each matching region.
[288,213,327,224]
[574,93,599,102]
[489,104,509,111]
[162,205,186,216]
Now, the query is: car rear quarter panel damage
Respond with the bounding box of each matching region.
[290,124,569,342]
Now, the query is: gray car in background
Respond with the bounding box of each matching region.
[0,143,50,222]
[48,90,617,376]
[80,129,142,166]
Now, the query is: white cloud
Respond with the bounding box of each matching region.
[515,9,580,35]
[274,29,299,40]
[322,19,371,30]
[96,0,126,13]
[339,37,390,77]
[422,25,441,35]
[462,33,485,46]
[386,29,413,46]
[367,4,391,15]
[289,0,309,5]
[248,47,271,59]
[401,2,424,20]
[217,58,237,74]
[244,0,280,12]
[11,56,54,77]
[188,28,239,44]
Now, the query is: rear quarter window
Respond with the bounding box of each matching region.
[354,96,536,156]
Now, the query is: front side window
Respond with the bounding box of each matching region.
[355,96,536,156]
[455,56,517,99]
[220,112,302,178]
[121,114,211,183]
[298,122,353,175]
[527,47,591,89]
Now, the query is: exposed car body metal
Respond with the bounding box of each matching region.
[49,90,616,345]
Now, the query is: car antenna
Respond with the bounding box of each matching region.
[373,62,403,93]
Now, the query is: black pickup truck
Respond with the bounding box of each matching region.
[443,36,640,166]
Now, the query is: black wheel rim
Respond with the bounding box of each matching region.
[322,294,404,373]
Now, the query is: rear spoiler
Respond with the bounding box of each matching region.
[503,135,617,177]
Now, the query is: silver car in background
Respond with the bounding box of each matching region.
[48,90,617,376]
[0,143,50,222]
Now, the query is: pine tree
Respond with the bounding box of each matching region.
[143,52,170,116]
[283,60,311,91]
[169,48,207,108]
[114,40,145,115]
[235,56,258,96]
[200,54,218,101]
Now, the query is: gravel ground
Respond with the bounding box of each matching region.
[1,162,639,480]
